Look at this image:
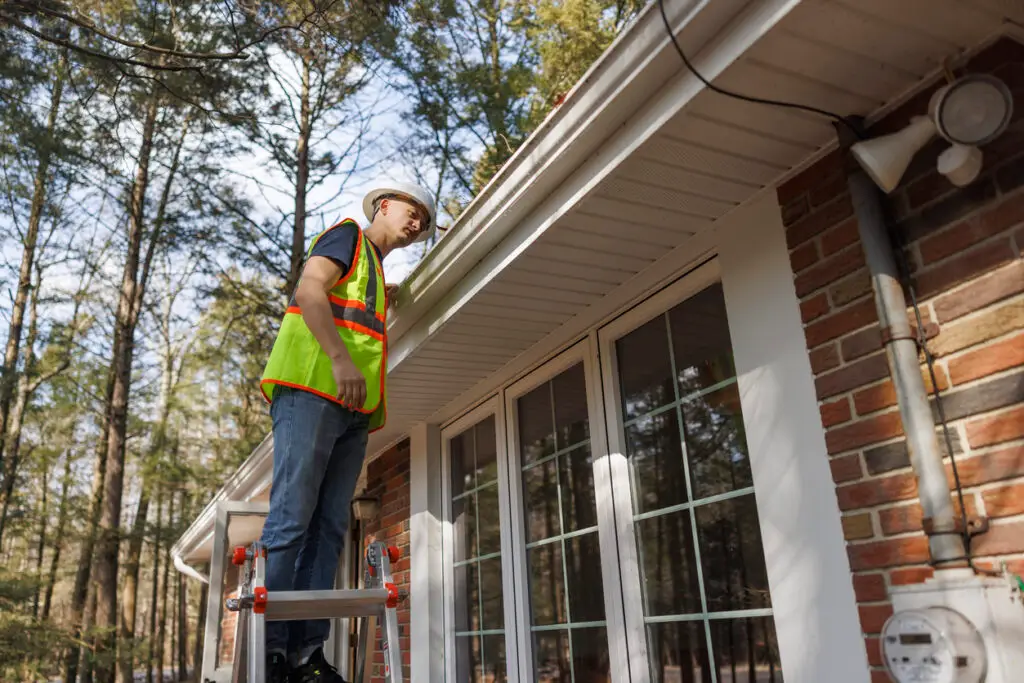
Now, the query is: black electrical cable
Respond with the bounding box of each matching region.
[656,0,864,139]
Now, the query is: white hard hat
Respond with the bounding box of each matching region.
[362,181,437,243]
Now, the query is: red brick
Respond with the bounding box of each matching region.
[782,195,811,227]
[1016,224,1024,250]
[966,405,1024,448]
[864,637,884,667]
[933,260,1024,323]
[852,573,888,602]
[919,191,1024,264]
[952,445,1024,487]
[871,672,891,683]
[931,298,1024,357]
[810,171,849,208]
[878,496,978,536]
[800,292,830,323]
[949,332,1024,385]
[914,239,1016,299]
[382,511,407,529]
[982,483,1024,518]
[890,566,934,585]
[790,240,819,272]
[826,411,905,455]
[822,217,860,256]
[816,353,890,400]
[821,397,852,428]
[853,367,948,416]
[831,453,863,483]
[830,269,872,307]
[905,167,957,211]
[848,536,930,571]
[841,325,882,362]
[778,150,844,205]
[787,195,854,249]
[971,520,1024,556]
[805,298,878,349]
[810,343,840,374]
[859,603,894,634]
[843,513,875,540]
[795,244,865,297]
[837,471,918,510]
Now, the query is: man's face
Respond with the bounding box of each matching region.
[380,196,429,247]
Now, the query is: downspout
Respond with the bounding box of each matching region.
[174,553,210,585]
[837,121,968,569]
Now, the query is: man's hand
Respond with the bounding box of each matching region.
[385,283,399,309]
[331,353,367,411]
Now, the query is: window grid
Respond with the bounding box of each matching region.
[451,421,503,680]
[623,312,771,683]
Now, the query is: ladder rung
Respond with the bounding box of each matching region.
[263,588,391,621]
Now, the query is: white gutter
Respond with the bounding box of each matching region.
[386,0,709,362]
[174,553,210,584]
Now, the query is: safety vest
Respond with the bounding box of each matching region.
[260,219,388,432]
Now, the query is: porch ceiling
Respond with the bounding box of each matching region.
[370,0,1024,450]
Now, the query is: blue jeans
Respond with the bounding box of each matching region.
[260,386,370,654]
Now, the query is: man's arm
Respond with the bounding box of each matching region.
[294,255,367,409]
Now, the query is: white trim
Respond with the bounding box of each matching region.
[409,422,444,683]
[716,193,869,682]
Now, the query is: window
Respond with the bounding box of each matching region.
[515,362,610,682]
[612,282,783,683]
[447,414,508,682]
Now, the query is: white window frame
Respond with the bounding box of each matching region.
[596,258,784,683]
[501,339,632,683]
[440,394,521,683]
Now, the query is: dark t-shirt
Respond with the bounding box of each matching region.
[309,222,383,274]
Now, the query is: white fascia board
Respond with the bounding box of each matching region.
[387,0,803,370]
[171,432,274,562]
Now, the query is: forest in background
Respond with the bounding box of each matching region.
[0,1,644,681]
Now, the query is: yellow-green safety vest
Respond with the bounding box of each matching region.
[260,219,388,432]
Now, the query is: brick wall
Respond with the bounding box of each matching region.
[220,589,238,665]
[362,439,412,682]
[778,37,1024,683]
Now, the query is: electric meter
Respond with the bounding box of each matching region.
[881,607,986,683]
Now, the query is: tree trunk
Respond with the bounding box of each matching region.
[32,463,48,619]
[0,260,42,544]
[170,566,179,681]
[286,56,313,300]
[42,449,73,621]
[192,581,207,679]
[156,490,174,681]
[93,85,163,683]
[0,53,65,480]
[177,572,187,681]
[82,582,99,683]
[146,486,163,683]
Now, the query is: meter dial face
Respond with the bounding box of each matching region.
[881,608,985,683]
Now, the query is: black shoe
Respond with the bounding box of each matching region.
[291,647,346,683]
[267,651,291,683]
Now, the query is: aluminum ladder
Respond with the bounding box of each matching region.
[226,540,406,683]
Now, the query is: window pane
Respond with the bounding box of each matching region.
[479,556,505,631]
[553,363,590,448]
[636,509,701,616]
[560,446,597,533]
[476,416,499,485]
[523,459,561,542]
[616,314,674,421]
[710,617,783,683]
[682,383,752,500]
[669,283,737,399]
[482,635,508,683]
[534,630,571,683]
[529,541,566,626]
[477,484,502,556]
[571,627,611,683]
[454,562,480,633]
[455,633,481,683]
[451,430,475,497]
[564,532,605,623]
[695,495,771,612]
[647,622,712,683]
[452,495,477,562]
[626,413,689,514]
[519,383,555,464]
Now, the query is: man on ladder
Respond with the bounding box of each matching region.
[256,181,436,683]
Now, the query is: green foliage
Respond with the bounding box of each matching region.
[0,569,72,681]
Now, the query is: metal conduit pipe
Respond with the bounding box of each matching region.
[837,122,968,568]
